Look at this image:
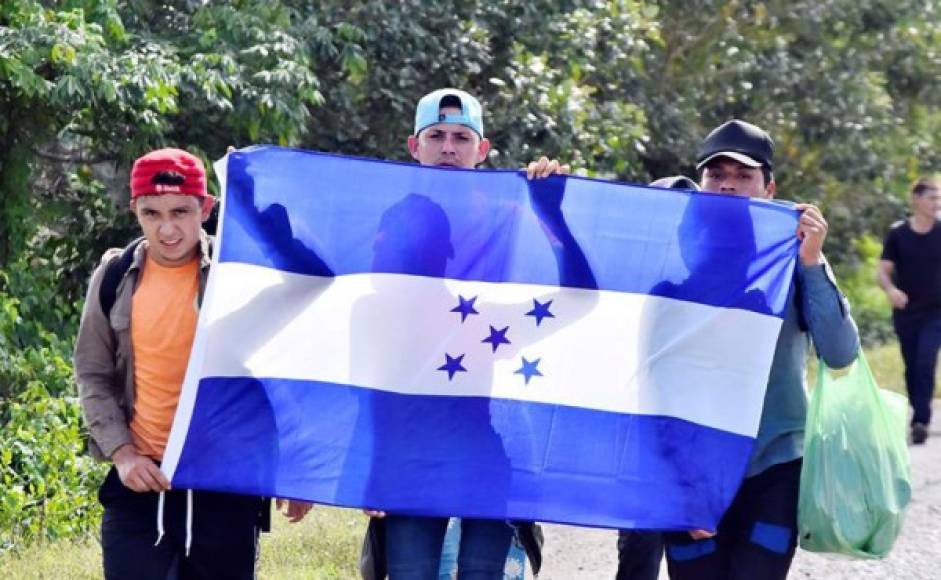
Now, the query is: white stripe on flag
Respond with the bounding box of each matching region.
[193,262,780,437]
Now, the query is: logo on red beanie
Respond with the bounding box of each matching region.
[130,148,208,199]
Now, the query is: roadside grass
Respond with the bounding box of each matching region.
[0,535,100,580]
[807,340,908,394]
[257,505,365,579]
[0,340,930,578]
[0,506,366,579]
[861,341,907,393]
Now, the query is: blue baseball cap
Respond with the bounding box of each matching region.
[414,88,484,137]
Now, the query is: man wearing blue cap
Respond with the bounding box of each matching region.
[408,88,489,169]
[661,120,860,580]
[359,88,564,580]
[408,87,564,177]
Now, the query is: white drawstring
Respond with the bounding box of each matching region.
[153,489,195,557]
[185,489,194,557]
[154,491,166,547]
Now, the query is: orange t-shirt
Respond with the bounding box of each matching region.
[129,255,200,460]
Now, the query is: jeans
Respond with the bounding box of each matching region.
[616,530,663,580]
[385,515,513,580]
[664,458,802,580]
[894,313,941,425]
[439,518,526,580]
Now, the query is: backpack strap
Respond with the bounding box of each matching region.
[98,237,145,320]
[793,275,809,332]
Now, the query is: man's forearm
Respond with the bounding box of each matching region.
[79,386,134,458]
[876,257,900,292]
[876,268,896,294]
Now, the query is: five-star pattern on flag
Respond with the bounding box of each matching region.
[438,295,553,384]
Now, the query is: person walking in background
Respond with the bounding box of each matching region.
[877,175,941,444]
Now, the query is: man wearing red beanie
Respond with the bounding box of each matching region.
[74,148,311,579]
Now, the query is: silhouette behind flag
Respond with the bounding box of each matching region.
[163,146,800,531]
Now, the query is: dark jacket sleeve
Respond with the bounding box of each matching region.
[798,261,860,369]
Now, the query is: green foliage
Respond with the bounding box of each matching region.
[1,0,336,284]
[0,207,112,552]
[0,381,105,551]
[0,290,105,551]
[3,0,939,285]
[300,1,659,176]
[164,1,328,151]
[28,160,138,314]
[633,0,940,266]
[836,234,894,345]
[0,1,346,553]
[1,0,939,551]
[484,1,657,175]
[0,289,74,401]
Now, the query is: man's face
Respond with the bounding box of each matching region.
[700,158,775,199]
[407,106,491,169]
[131,194,213,267]
[912,186,941,220]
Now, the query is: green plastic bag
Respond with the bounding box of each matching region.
[798,354,911,558]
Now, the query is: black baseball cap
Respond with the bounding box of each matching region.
[649,175,700,190]
[696,119,774,172]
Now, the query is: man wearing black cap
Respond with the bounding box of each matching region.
[661,120,860,580]
[696,119,776,199]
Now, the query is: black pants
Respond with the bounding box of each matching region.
[99,467,267,580]
[616,530,663,580]
[664,458,802,580]
[894,313,941,425]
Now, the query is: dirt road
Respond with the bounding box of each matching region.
[538,425,941,579]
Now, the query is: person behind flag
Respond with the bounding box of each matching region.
[661,120,860,580]
[877,175,941,445]
[360,88,567,580]
[615,174,700,580]
[73,148,312,580]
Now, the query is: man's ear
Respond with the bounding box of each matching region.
[764,180,776,199]
[200,196,216,222]
[475,138,491,165]
[407,135,421,161]
[129,198,138,213]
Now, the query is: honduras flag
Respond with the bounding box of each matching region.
[162,146,798,531]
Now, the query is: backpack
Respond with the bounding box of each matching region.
[98,237,145,320]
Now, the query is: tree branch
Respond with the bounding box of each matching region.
[31,147,114,165]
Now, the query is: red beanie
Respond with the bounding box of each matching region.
[130,148,208,199]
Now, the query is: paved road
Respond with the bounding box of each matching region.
[537,425,941,579]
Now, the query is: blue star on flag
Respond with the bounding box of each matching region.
[514,357,543,385]
[481,325,511,353]
[437,353,467,381]
[450,295,479,323]
[525,299,555,326]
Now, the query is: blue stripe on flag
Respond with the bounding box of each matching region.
[218,147,798,316]
[171,376,754,530]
